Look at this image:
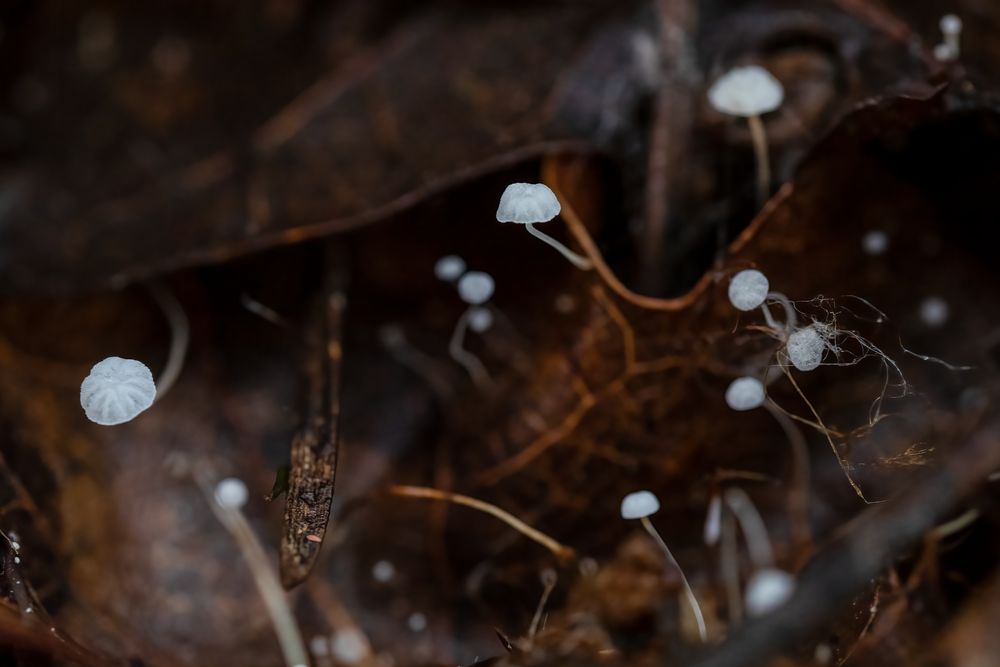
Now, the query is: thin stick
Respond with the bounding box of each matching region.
[721,509,743,625]
[387,484,574,561]
[640,516,708,642]
[147,281,189,401]
[197,477,309,667]
[527,569,558,643]
[747,114,770,208]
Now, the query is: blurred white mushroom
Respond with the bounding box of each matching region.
[708,65,784,206]
[467,306,494,333]
[80,357,156,425]
[214,477,249,509]
[434,254,467,282]
[450,271,497,390]
[920,296,949,328]
[861,230,889,256]
[940,14,962,59]
[497,183,593,270]
[457,271,495,305]
[725,377,765,412]
[745,567,796,617]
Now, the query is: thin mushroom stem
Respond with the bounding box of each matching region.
[448,307,495,391]
[721,508,743,625]
[760,291,797,335]
[724,488,775,569]
[146,281,189,401]
[638,516,708,643]
[387,484,575,561]
[764,401,812,549]
[747,113,771,207]
[196,476,309,667]
[524,223,593,270]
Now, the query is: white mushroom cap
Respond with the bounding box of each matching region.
[434,255,466,282]
[457,271,495,305]
[214,477,249,509]
[725,377,765,411]
[940,14,962,34]
[620,490,660,519]
[786,325,826,372]
[331,629,367,664]
[745,568,796,617]
[728,269,770,311]
[80,356,156,425]
[467,306,494,333]
[708,65,784,117]
[920,296,949,328]
[496,183,561,224]
[861,230,888,256]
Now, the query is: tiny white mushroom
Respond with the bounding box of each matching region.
[457,271,495,306]
[450,271,496,390]
[725,377,765,412]
[434,254,466,282]
[621,490,707,642]
[497,183,593,270]
[331,629,367,664]
[467,306,494,333]
[708,65,784,206]
[372,559,395,583]
[620,490,660,519]
[862,230,889,256]
[786,325,826,372]
[80,357,156,425]
[920,296,949,328]
[214,477,249,509]
[744,567,796,617]
[407,612,428,632]
[728,269,770,311]
[940,14,962,59]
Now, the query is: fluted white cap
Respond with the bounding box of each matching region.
[80,357,156,425]
[709,66,784,117]
[496,183,561,224]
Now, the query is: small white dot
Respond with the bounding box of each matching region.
[214,477,249,509]
[372,560,395,583]
[13,557,20,564]
[407,612,427,632]
[919,296,949,328]
[10,541,20,551]
[434,255,466,282]
[467,307,494,333]
[861,230,888,256]
[331,629,367,664]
